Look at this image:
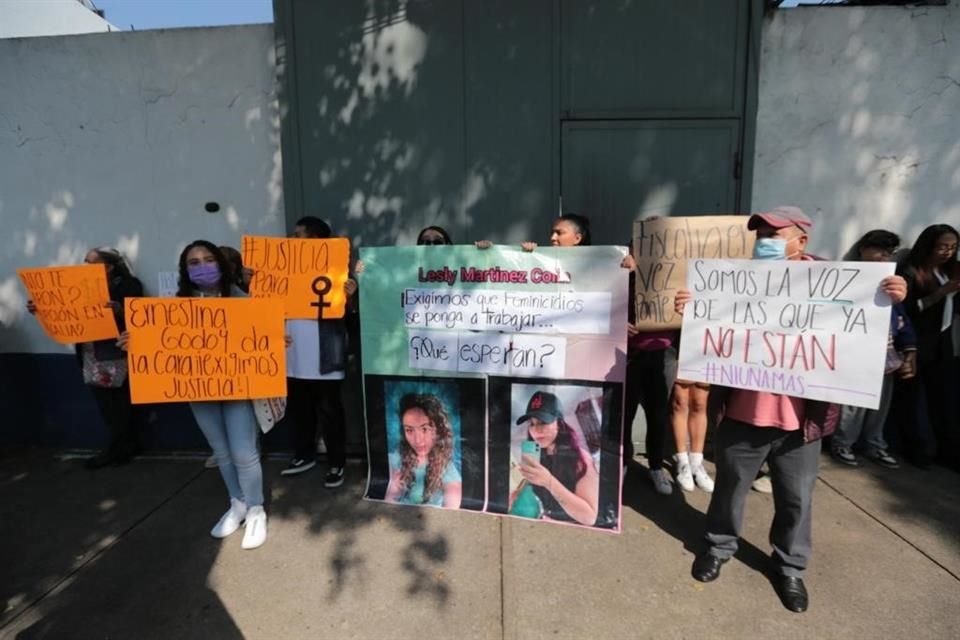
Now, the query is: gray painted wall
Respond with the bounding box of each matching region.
[753,5,960,257]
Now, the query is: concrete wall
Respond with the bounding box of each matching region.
[0,24,284,449]
[0,0,115,38]
[753,5,960,258]
[0,24,284,354]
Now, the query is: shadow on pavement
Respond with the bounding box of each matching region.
[622,459,773,578]
[0,447,243,640]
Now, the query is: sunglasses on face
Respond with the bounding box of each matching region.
[420,238,446,245]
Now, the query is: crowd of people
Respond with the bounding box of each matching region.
[23,208,959,612]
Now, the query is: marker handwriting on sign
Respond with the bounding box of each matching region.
[125,298,287,403]
[18,265,119,344]
[678,258,894,409]
[407,330,566,378]
[243,235,350,320]
[632,216,755,329]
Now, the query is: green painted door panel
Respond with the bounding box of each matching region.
[289,0,466,246]
[561,119,741,245]
[561,0,748,116]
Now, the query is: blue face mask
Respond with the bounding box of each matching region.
[752,238,788,260]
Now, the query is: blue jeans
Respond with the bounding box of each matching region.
[834,374,894,453]
[190,400,263,507]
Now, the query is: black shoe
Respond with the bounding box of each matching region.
[280,458,316,476]
[691,552,727,582]
[324,466,345,488]
[830,446,861,467]
[84,452,114,470]
[868,449,900,469]
[773,575,808,613]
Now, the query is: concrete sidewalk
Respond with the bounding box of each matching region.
[1,447,958,640]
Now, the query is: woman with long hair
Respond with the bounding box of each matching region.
[832,230,916,469]
[120,240,269,548]
[898,224,960,469]
[386,393,462,507]
[514,391,599,525]
[27,247,143,469]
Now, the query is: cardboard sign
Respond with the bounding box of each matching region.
[17,264,119,344]
[125,297,287,404]
[632,215,754,330]
[243,236,351,319]
[359,245,628,531]
[676,259,895,409]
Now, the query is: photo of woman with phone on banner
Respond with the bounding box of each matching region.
[510,388,600,526]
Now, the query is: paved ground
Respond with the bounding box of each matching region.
[1,446,958,639]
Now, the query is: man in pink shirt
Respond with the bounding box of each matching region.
[675,206,907,613]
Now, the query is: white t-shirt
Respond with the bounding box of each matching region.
[285,319,345,381]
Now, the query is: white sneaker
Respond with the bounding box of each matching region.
[752,474,773,494]
[241,506,267,550]
[210,498,247,538]
[648,468,673,495]
[693,465,715,493]
[676,463,695,492]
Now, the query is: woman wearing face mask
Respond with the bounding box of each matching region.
[121,240,269,548]
[26,248,143,469]
[898,224,960,470]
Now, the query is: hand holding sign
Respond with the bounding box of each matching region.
[677,259,895,409]
[18,264,119,344]
[125,297,287,403]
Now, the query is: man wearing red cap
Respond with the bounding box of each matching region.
[675,206,907,613]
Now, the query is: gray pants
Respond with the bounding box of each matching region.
[833,374,894,453]
[704,419,821,578]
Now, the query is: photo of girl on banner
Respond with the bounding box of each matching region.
[363,374,486,511]
[488,377,623,530]
[386,392,461,508]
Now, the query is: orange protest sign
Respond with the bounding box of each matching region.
[243,236,351,319]
[17,264,120,344]
[125,297,287,404]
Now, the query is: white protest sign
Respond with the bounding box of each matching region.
[402,288,611,335]
[157,271,178,297]
[407,330,567,379]
[677,259,894,409]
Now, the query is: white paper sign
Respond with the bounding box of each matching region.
[402,287,611,335]
[157,271,178,297]
[407,329,567,379]
[677,259,895,409]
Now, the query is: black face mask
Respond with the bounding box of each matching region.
[419,239,446,246]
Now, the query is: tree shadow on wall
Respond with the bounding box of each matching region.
[279,0,557,247]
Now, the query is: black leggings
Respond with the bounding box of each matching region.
[623,348,674,470]
[90,382,138,459]
[286,377,346,466]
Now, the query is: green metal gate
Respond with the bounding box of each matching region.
[274,0,760,244]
